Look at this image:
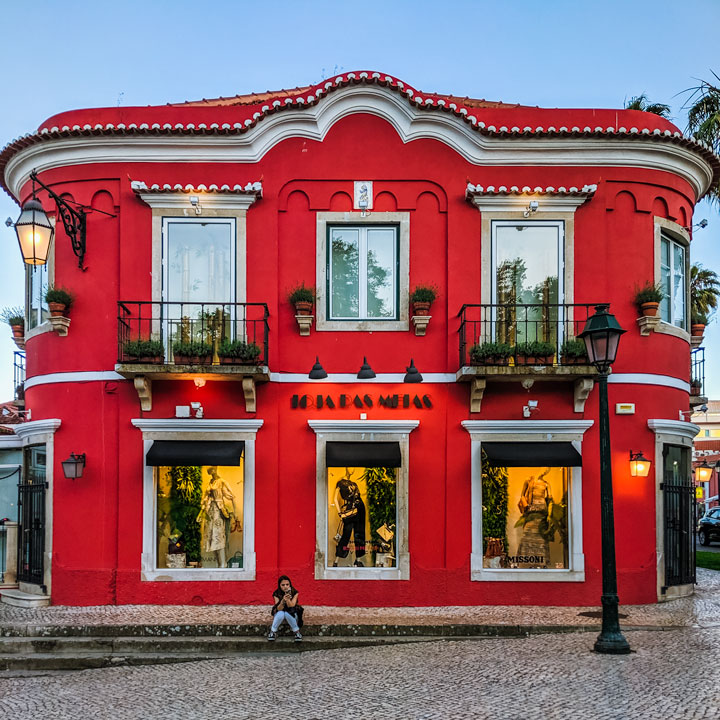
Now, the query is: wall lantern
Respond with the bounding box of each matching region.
[695,460,713,484]
[308,356,328,379]
[403,358,423,383]
[62,452,86,479]
[629,451,651,477]
[9,171,114,269]
[357,357,376,379]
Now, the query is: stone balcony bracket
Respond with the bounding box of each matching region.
[295,315,314,336]
[48,317,71,337]
[411,315,431,336]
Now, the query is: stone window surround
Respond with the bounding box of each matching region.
[308,419,419,580]
[131,418,263,582]
[12,419,62,595]
[648,418,699,601]
[24,228,56,342]
[653,218,691,341]
[315,212,410,332]
[462,420,593,582]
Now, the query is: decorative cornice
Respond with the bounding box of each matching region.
[131,419,264,433]
[131,180,262,210]
[466,182,597,212]
[13,418,62,440]
[0,435,22,448]
[462,420,594,436]
[2,76,717,200]
[647,419,699,440]
[307,419,420,434]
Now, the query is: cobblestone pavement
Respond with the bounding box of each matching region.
[2,569,719,632]
[1,627,719,719]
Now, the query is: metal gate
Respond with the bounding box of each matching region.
[662,445,696,588]
[18,446,47,587]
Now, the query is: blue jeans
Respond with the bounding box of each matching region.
[271,610,299,632]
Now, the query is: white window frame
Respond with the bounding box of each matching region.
[23,235,56,342]
[659,231,686,329]
[308,419,418,580]
[132,418,262,582]
[653,218,690,341]
[327,225,398,321]
[462,420,593,582]
[316,212,409,332]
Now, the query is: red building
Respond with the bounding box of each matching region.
[1,72,717,608]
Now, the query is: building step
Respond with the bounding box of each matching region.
[0,589,51,608]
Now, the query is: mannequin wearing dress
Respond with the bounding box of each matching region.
[196,467,240,568]
[517,468,553,567]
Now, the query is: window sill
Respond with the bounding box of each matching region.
[637,316,690,342]
[24,321,55,342]
[141,560,256,582]
[316,318,409,332]
[315,551,409,580]
[471,553,585,582]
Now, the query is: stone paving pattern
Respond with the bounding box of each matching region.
[1,570,719,718]
[2,569,719,631]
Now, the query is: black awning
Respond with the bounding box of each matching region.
[146,440,244,467]
[482,442,581,467]
[326,441,402,468]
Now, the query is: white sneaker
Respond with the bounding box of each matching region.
[267,631,277,641]
[294,631,303,642]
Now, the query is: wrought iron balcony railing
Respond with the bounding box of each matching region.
[117,301,269,367]
[691,347,705,397]
[458,303,601,369]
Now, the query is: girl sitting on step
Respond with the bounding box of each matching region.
[268,575,303,642]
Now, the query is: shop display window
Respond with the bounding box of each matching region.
[327,466,397,569]
[482,460,570,570]
[156,463,244,570]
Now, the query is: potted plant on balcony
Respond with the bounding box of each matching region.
[173,340,213,365]
[690,378,702,396]
[690,263,720,339]
[1,306,25,339]
[691,311,709,338]
[45,286,74,317]
[469,341,513,366]
[122,339,164,364]
[633,282,664,317]
[410,284,438,316]
[560,338,589,365]
[218,339,262,365]
[288,283,315,316]
[515,340,555,365]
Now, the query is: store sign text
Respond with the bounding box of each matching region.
[291,393,432,410]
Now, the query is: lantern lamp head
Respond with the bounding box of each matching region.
[14,197,54,266]
[578,304,626,374]
[62,452,86,479]
[695,460,713,484]
[629,451,651,477]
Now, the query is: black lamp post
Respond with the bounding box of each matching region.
[578,303,630,654]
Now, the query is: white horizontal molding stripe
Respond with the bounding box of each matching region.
[648,419,699,440]
[308,419,420,434]
[131,419,264,433]
[13,418,61,441]
[5,86,714,198]
[462,420,594,436]
[24,371,126,390]
[608,373,689,392]
[269,372,455,383]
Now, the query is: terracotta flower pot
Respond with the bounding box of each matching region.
[174,354,190,365]
[691,323,706,337]
[11,324,24,338]
[562,355,588,365]
[412,301,431,317]
[48,301,67,317]
[295,301,313,316]
[640,301,659,317]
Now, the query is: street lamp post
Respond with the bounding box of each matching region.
[579,304,631,655]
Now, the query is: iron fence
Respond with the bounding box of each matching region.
[117,301,270,366]
[0,524,6,583]
[458,303,601,367]
[691,347,705,396]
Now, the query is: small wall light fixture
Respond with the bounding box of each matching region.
[523,199,539,218]
[308,356,328,379]
[629,451,651,477]
[403,359,423,383]
[357,356,376,379]
[695,459,713,483]
[62,452,86,479]
[9,170,115,269]
[189,195,202,215]
[193,377,206,388]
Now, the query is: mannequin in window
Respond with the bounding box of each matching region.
[197,466,240,568]
[516,468,553,567]
[332,468,366,567]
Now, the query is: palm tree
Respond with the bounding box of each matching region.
[690,262,720,323]
[684,72,720,204]
[624,94,672,118]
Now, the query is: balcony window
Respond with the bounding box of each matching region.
[26,264,49,330]
[660,232,686,329]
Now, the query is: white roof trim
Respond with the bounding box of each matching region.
[13,418,61,441]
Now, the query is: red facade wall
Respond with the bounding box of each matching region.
[14,98,705,606]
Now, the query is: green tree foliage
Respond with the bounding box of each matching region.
[624,94,672,118]
[691,263,720,323]
[168,466,203,563]
[480,451,508,554]
[361,467,397,552]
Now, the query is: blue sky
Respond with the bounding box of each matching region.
[1,0,719,398]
